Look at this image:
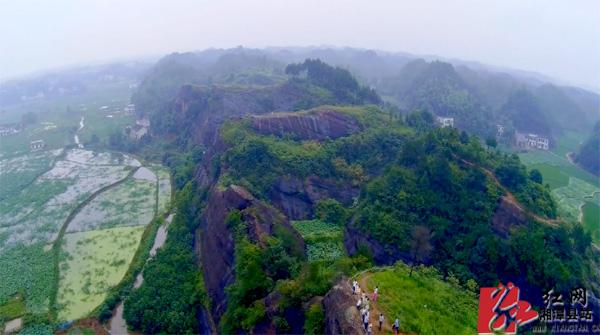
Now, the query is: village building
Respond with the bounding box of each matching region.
[496,124,505,137]
[0,124,22,137]
[515,132,549,150]
[124,104,136,114]
[436,116,454,128]
[30,140,45,151]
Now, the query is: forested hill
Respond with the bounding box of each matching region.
[121,56,599,333]
[132,47,600,144]
[575,121,600,176]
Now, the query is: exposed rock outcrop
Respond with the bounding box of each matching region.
[344,224,407,266]
[196,185,253,323]
[491,196,528,237]
[269,175,359,220]
[323,279,364,335]
[196,184,304,325]
[251,109,362,140]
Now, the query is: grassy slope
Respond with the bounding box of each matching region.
[361,263,478,335]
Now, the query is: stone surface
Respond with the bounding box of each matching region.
[323,279,364,335]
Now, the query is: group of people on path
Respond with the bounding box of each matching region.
[352,279,401,335]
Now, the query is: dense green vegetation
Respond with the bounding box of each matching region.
[502,88,553,137]
[218,105,595,313]
[576,121,600,176]
[123,182,205,334]
[285,59,380,105]
[0,244,55,314]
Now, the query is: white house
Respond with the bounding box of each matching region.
[526,133,549,150]
[30,140,45,151]
[436,116,454,128]
[515,132,549,150]
[496,124,505,137]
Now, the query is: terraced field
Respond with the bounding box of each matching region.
[519,133,600,243]
[0,148,171,325]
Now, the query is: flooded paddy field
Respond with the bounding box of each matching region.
[0,148,172,325]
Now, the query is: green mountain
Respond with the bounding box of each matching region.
[120,59,597,333]
[576,121,600,176]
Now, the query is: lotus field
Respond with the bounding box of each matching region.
[0,148,171,324]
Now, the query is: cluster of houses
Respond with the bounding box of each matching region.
[515,132,549,150]
[436,118,550,151]
[125,117,149,140]
[102,103,136,119]
[0,124,21,137]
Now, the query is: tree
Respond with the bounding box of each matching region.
[485,137,497,150]
[409,225,433,276]
[529,169,543,184]
[315,198,348,226]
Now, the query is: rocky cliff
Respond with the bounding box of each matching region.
[196,184,304,325]
[322,279,364,335]
[250,108,363,140]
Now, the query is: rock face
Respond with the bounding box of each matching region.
[168,83,331,147]
[322,279,364,335]
[196,185,253,323]
[344,224,407,265]
[196,184,304,325]
[269,175,359,220]
[250,109,362,140]
[492,196,528,237]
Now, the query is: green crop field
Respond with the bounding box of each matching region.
[528,163,569,190]
[518,133,600,244]
[57,226,146,321]
[0,160,130,249]
[552,177,600,222]
[582,193,600,244]
[0,149,63,200]
[292,219,345,262]
[361,263,478,335]
[0,146,170,325]
[0,81,136,156]
[0,243,55,313]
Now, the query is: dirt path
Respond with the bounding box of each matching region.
[458,157,560,225]
[352,274,410,335]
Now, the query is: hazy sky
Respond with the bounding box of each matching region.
[1,0,599,89]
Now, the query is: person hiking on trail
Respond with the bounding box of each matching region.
[357,298,362,310]
[372,286,379,302]
[393,317,400,335]
[363,313,369,330]
[378,313,384,331]
[352,280,358,294]
[356,285,362,296]
[367,323,373,335]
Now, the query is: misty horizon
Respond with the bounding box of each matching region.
[1,0,598,91]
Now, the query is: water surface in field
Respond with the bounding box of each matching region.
[133,167,157,182]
